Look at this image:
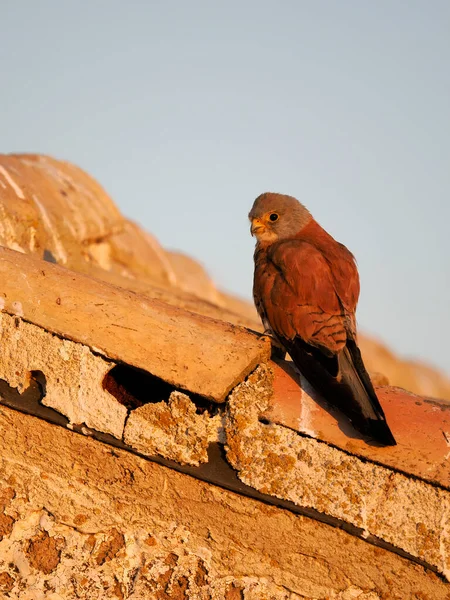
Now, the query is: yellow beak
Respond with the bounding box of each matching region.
[250,218,266,236]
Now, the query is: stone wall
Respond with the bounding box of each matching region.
[0,405,448,599]
[0,153,449,400]
[1,154,450,598]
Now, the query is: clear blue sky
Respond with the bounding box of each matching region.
[1,1,449,374]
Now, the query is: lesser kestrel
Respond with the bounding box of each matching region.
[249,192,396,446]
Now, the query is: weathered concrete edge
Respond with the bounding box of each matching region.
[225,365,450,581]
[266,360,450,490]
[0,381,445,584]
[3,309,449,490]
[2,297,449,579]
[0,245,271,401]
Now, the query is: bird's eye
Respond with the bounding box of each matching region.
[269,213,279,222]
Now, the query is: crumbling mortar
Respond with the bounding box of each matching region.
[248,361,450,495]
[2,310,229,456]
[224,364,450,582]
[0,310,113,362]
[0,374,447,583]
[2,335,450,584]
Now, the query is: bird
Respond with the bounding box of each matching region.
[249,192,396,446]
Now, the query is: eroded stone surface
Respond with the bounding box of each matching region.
[2,152,450,596]
[0,246,270,402]
[1,152,449,400]
[0,404,447,599]
[124,391,222,466]
[0,306,230,467]
[265,360,450,489]
[0,506,303,599]
[0,311,127,438]
[225,365,450,581]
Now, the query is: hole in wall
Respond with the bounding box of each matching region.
[30,370,47,397]
[103,363,219,415]
[103,364,172,409]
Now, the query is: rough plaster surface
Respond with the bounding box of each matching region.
[0,312,127,438]
[2,307,450,588]
[1,147,450,594]
[225,365,450,581]
[0,245,270,402]
[266,360,450,489]
[0,310,221,466]
[0,405,447,599]
[0,506,301,600]
[124,391,222,466]
[3,305,450,592]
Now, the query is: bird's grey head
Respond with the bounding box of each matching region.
[248,192,312,244]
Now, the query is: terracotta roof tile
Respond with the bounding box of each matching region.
[265,359,450,488]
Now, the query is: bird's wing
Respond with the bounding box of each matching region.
[254,239,396,445]
[260,239,357,354]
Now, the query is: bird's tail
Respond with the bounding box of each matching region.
[338,339,396,445]
[285,337,396,446]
